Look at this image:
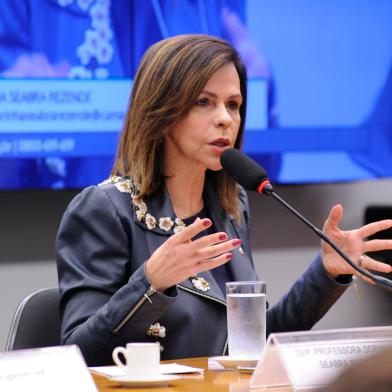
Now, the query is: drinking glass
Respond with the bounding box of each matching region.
[226,281,266,359]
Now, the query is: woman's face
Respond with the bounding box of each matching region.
[164,62,242,174]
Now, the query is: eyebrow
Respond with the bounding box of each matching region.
[200,90,242,100]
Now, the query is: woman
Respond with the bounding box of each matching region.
[56,34,392,366]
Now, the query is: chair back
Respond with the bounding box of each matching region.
[6,287,61,351]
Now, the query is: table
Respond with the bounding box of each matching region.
[91,357,291,391]
[92,357,248,391]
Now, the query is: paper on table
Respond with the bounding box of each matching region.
[89,363,204,378]
[0,346,97,392]
[159,364,204,374]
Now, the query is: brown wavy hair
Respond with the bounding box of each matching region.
[112,34,247,220]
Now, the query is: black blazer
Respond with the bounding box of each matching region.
[56,177,349,366]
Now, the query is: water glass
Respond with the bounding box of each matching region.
[226,281,266,359]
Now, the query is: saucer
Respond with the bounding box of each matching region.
[108,374,180,387]
[211,356,258,369]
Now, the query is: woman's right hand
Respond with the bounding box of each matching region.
[145,218,242,292]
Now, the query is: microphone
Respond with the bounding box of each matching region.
[220,148,392,292]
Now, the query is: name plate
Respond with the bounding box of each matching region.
[0,345,97,392]
[250,325,392,390]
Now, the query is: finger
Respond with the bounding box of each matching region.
[363,239,392,253]
[323,204,344,232]
[196,252,233,274]
[355,273,376,286]
[196,239,242,260]
[358,255,392,274]
[174,218,212,242]
[357,219,392,239]
[190,231,228,249]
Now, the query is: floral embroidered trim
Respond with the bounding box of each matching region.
[159,217,174,232]
[100,176,209,291]
[147,323,166,339]
[134,200,185,233]
[145,213,157,230]
[98,176,132,193]
[99,176,186,234]
[173,218,186,233]
[191,276,211,292]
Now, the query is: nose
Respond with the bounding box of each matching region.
[213,103,232,129]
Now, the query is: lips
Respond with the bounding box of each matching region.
[210,138,230,147]
[208,138,231,157]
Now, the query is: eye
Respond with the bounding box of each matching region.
[195,97,209,107]
[228,100,240,110]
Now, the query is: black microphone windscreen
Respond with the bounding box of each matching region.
[220,148,268,191]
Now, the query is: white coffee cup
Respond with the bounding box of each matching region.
[112,342,160,378]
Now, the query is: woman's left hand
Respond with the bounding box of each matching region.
[322,204,392,283]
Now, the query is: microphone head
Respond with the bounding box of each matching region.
[220,148,270,192]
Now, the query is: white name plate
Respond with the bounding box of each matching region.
[0,345,97,392]
[250,325,392,390]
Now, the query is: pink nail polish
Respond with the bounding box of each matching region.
[226,253,233,260]
[203,219,211,227]
[219,234,228,241]
[232,239,243,246]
